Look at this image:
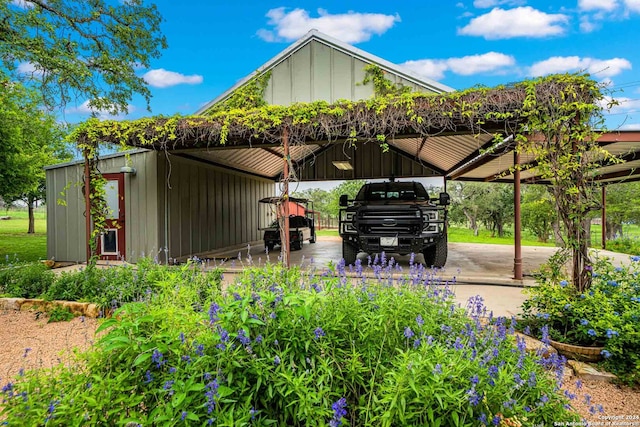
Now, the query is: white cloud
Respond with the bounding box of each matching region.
[10,0,33,9]
[473,0,526,8]
[578,0,618,11]
[17,61,44,77]
[142,69,203,88]
[623,0,640,12]
[401,60,450,80]
[619,123,640,130]
[458,7,569,39]
[66,100,135,120]
[579,16,600,32]
[529,56,632,78]
[257,8,400,44]
[402,52,516,80]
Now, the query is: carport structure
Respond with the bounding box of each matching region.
[73,73,640,282]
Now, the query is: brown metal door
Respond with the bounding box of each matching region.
[98,173,125,260]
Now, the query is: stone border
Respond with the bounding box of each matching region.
[0,297,101,318]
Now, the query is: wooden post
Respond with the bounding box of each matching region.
[83,149,92,263]
[513,150,523,280]
[601,186,607,250]
[282,127,290,268]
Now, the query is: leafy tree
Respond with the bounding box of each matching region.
[521,185,557,243]
[292,187,333,227]
[0,0,167,113]
[0,78,70,233]
[448,182,484,235]
[604,182,640,240]
[327,180,366,217]
[449,182,513,237]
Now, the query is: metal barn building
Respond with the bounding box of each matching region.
[46,30,451,263]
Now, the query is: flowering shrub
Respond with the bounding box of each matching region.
[1,258,579,425]
[521,254,640,385]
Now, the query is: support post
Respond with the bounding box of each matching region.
[83,149,92,263]
[513,150,523,280]
[601,186,607,250]
[282,127,290,268]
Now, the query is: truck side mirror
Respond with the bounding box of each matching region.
[339,194,349,207]
[439,192,451,206]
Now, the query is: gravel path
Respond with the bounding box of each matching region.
[1,309,638,422]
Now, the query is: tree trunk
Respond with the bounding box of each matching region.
[463,209,479,236]
[552,220,564,247]
[27,195,35,234]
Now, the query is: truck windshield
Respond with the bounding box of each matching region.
[355,182,429,201]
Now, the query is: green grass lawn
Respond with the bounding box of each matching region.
[0,208,47,263]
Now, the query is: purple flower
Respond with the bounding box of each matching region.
[606,329,619,339]
[144,370,153,384]
[492,415,501,426]
[559,280,568,287]
[413,338,421,348]
[195,343,205,356]
[468,388,481,406]
[330,397,347,426]
[433,364,442,375]
[488,365,498,378]
[152,349,164,368]
[478,413,487,424]
[237,329,251,346]
[416,315,424,327]
[580,319,589,326]
[163,380,175,395]
[205,377,219,413]
[404,326,414,339]
[23,348,31,358]
[631,255,640,262]
[588,329,597,337]
[575,379,583,389]
[181,411,188,421]
[314,327,326,340]
[208,302,221,324]
[601,349,612,358]
[470,375,479,385]
[274,355,281,366]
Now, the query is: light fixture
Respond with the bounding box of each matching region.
[332,161,353,171]
[120,166,137,175]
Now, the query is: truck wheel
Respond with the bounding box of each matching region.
[423,236,447,268]
[265,242,275,252]
[292,239,302,251]
[342,241,358,265]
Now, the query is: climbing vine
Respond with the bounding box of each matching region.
[205,71,272,114]
[361,64,412,97]
[512,74,618,291]
[68,73,618,290]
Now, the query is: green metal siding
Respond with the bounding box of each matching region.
[157,155,274,261]
[262,40,437,106]
[46,151,160,263]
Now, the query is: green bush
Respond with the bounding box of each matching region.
[0,262,54,298]
[607,236,640,256]
[521,253,640,385]
[1,260,578,426]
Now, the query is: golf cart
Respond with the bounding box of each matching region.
[259,197,317,251]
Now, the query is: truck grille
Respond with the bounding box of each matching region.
[356,207,422,235]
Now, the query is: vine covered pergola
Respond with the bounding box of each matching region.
[71,74,621,292]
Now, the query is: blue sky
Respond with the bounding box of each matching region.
[51,0,640,130]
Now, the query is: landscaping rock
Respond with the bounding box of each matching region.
[85,303,100,318]
[20,299,53,313]
[0,298,25,311]
[61,301,89,316]
[567,360,617,382]
[514,332,558,358]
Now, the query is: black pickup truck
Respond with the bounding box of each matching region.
[339,181,450,267]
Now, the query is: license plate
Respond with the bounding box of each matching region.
[380,236,398,246]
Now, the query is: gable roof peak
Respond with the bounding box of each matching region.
[196,30,454,114]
